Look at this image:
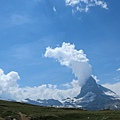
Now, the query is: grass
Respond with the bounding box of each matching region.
[0,100,120,120]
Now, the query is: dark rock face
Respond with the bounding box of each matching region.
[77,76,104,98]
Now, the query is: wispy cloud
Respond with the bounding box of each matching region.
[116,68,120,71]
[37,0,108,13]
[114,76,120,82]
[11,45,32,60]
[53,6,57,12]
[65,0,108,12]
[11,14,31,25]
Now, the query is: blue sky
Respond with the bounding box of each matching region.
[0,0,120,100]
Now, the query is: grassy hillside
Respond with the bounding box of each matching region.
[0,100,120,120]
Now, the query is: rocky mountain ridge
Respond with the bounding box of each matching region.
[24,76,120,110]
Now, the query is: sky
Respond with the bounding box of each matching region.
[0,0,120,101]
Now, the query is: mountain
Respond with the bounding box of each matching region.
[61,77,120,110]
[77,76,116,98]
[24,98,62,107]
[24,76,120,110]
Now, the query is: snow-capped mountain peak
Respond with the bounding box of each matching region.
[23,76,120,110]
[77,76,104,98]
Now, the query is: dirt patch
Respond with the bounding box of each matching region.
[18,112,30,120]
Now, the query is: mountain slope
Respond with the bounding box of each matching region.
[62,76,120,110]
[25,98,62,107]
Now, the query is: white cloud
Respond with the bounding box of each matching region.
[116,68,120,71]
[53,6,57,12]
[36,0,108,13]
[0,68,80,101]
[62,83,72,88]
[66,0,80,6]
[91,75,100,82]
[102,82,120,97]
[44,42,92,86]
[0,69,20,89]
[65,0,108,12]
[0,69,20,99]
[19,80,80,100]
[114,76,120,82]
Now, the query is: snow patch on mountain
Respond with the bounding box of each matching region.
[81,92,96,103]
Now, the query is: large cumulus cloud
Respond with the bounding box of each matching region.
[44,42,92,86]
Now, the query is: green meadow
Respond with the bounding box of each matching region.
[0,100,120,120]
